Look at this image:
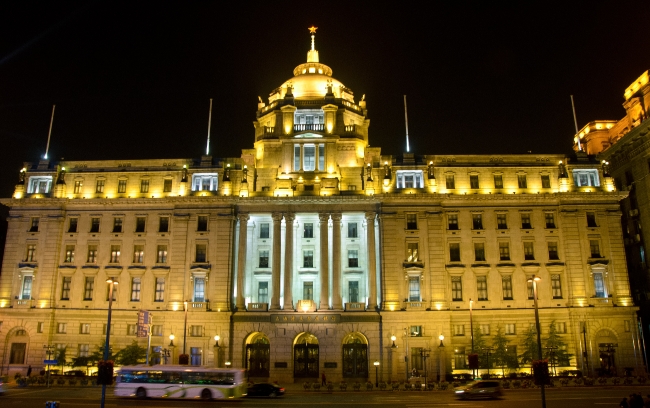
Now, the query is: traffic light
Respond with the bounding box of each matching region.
[468,353,479,369]
[97,360,114,385]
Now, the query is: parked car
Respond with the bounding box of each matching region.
[246,383,285,397]
[454,381,502,400]
[64,370,85,377]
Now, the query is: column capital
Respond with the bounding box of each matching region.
[284,212,296,222]
[319,213,330,223]
[331,213,342,222]
[365,211,377,221]
[272,212,283,222]
[237,213,250,223]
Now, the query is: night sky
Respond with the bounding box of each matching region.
[0,1,649,197]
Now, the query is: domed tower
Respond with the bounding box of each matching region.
[249,27,372,195]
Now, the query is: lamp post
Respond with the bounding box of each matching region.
[403,328,410,381]
[545,346,558,377]
[481,347,494,377]
[419,348,431,388]
[529,275,546,408]
[438,335,446,382]
[183,301,188,355]
[100,277,118,408]
[469,298,475,379]
[43,344,54,387]
[214,335,221,367]
[374,360,380,387]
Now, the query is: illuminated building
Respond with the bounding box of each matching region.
[0,29,642,381]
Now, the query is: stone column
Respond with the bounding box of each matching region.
[319,213,330,310]
[331,213,343,309]
[235,213,249,310]
[366,212,378,310]
[283,213,295,310]
[270,212,283,310]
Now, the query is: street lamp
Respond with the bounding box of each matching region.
[469,298,475,379]
[43,344,54,387]
[169,333,175,347]
[183,301,188,355]
[419,348,431,388]
[438,335,446,383]
[214,335,220,347]
[214,335,221,367]
[391,335,397,348]
[374,360,380,387]
[100,277,118,408]
[481,347,494,377]
[528,275,546,408]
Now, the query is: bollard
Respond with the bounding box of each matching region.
[45,402,60,408]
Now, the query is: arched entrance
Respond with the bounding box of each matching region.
[342,332,368,378]
[595,328,618,376]
[294,333,319,378]
[245,333,270,378]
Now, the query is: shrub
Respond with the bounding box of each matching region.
[366,381,373,391]
[339,381,347,391]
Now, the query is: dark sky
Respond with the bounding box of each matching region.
[0,1,649,197]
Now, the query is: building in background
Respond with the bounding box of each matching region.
[0,30,642,382]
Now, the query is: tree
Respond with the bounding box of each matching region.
[55,347,67,373]
[472,326,489,369]
[115,341,147,366]
[519,325,539,369]
[491,326,513,376]
[543,320,573,374]
[91,341,116,363]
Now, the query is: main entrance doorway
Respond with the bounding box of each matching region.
[342,332,368,378]
[294,333,319,378]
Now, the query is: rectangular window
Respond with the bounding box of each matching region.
[159,217,169,233]
[258,281,268,303]
[587,212,598,227]
[303,145,315,171]
[524,242,535,260]
[448,214,459,230]
[541,175,551,188]
[477,276,488,300]
[87,245,97,263]
[118,179,127,193]
[303,223,313,238]
[83,277,94,300]
[574,170,600,187]
[480,324,490,335]
[197,215,208,231]
[193,277,205,302]
[74,180,83,194]
[556,322,567,333]
[57,323,67,334]
[410,326,423,337]
[29,217,39,232]
[21,275,32,300]
[449,243,461,262]
[192,174,218,191]
[590,240,602,258]
[190,325,202,337]
[186,347,201,366]
[453,325,465,336]
[294,145,301,171]
[548,242,559,260]
[445,174,455,189]
[502,275,513,300]
[474,242,486,262]
[594,272,606,297]
[499,242,510,261]
[348,250,359,267]
[407,242,419,262]
[551,274,562,298]
[303,281,313,300]
[195,244,207,262]
[545,213,556,228]
[260,223,270,238]
[64,245,75,263]
[96,180,105,193]
[497,213,508,229]
[61,276,71,300]
[149,325,162,337]
[348,281,359,303]
[406,213,418,230]
[518,174,527,188]
[521,213,532,229]
[303,250,314,267]
[452,276,463,301]
[90,218,100,233]
[25,244,36,262]
[68,218,78,233]
[527,275,534,299]
[80,323,90,334]
[112,217,123,233]
[140,179,149,193]
[163,179,172,192]
[348,222,358,238]
[37,322,44,333]
[154,278,165,302]
[259,250,269,268]
[470,174,479,189]
[156,245,167,263]
[135,217,146,233]
[109,245,120,263]
[505,323,516,335]
[454,347,467,369]
[133,245,144,263]
[472,214,483,229]
[319,144,325,171]
[127,324,136,336]
[494,174,503,189]
[409,276,420,301]
[130,278,141,301]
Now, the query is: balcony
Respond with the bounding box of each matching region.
[404,301,425,310]
[248,302,269,312]
[294,124,324,132]
[14,299,33,308]
[296,299,315,312]
[345,302,365,311]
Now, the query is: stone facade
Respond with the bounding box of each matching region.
[0,32,643,382]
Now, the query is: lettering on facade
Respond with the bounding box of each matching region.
[489,157,504,163]
[535,157,551,162]
[441,157,456,163]
[74,164,88,168]
[117,163,132,168]
[324,362,337,368]
[271,314,340,323]
[162,162,176,167]
[274,362,288,368]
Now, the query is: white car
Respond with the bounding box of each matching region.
[0,379,7,395]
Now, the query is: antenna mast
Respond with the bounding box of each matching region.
[206,98,213,156]
[404,95,410,153]
[44,104,55,159]
[571,95,582,151]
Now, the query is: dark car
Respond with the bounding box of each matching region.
[246,383,285,398]
[454,380,502,399]
[65,370,85,377]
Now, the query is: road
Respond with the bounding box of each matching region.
[2,386,648,407]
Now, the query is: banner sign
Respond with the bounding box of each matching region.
[137,310,151,337]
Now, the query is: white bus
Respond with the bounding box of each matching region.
[114,365,247,400]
